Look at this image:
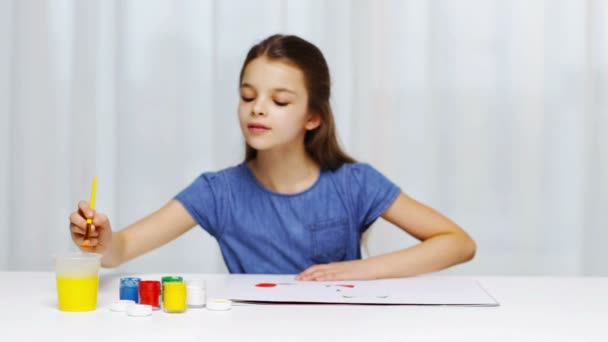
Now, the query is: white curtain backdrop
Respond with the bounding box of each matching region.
[1,0,606,275]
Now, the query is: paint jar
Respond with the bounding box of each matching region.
[161,276,183,303]
[163,282,187,313]
[139,280,161,309]
[186,280,206,308]
[54,252,102,312]
[119,277,140,303]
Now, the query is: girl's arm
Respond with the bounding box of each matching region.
[297,192,476,280]
[100,199,197,267]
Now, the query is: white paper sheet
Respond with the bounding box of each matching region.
[225,275,499,306]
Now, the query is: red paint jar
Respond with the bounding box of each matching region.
[139,280,161,309]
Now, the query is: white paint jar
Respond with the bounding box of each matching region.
[186,280,206,308]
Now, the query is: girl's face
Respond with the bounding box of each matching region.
[238,57,320,153]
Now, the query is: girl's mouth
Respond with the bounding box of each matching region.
[248,123,270,134]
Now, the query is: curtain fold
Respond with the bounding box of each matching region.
[1,0,606,275]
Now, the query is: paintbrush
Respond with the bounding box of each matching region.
[81,176,98,247]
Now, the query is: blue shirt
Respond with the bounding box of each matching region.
[175,162,401,274]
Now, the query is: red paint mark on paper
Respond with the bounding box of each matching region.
[255,283,277,288]
[336,284,355,288]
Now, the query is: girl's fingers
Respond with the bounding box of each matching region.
[309,270,327,281]
[70,212,87,228]
[71,225,99,238]
[93,213,108,227]
[78,200,88,213]
[81,237,98,248]
[71,230,84,243]
[77,201,95,220]
[70,224,85,235]
[71,202,105,250]
[297,264,327,280]
[296,268,313,280]
[92,213,109,233]
[315,271,337,281]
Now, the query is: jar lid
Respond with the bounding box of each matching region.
[161,276,183,283]
[206,298,232,311]
[139,280,160,291]
[127,304,153,317]
[120,277,141,286]
[109,300,135,312]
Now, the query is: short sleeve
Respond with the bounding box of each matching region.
[350,163,401,229]
[174,172,225,238]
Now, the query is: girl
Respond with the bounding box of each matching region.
[69,34,476,281]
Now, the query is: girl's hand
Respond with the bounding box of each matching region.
[295,259,379,281]
[69,201,113,254]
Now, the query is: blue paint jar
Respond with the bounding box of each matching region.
[119,277,140,303]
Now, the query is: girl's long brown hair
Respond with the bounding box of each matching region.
[239,34,355,171]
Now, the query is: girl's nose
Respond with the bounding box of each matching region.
[251,101,266,116]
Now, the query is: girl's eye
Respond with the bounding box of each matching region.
[274,101,289,107]
[241,96,254,102]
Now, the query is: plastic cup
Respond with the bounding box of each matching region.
[54,252,102,311]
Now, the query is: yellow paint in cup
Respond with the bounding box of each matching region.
[54,253,102,312]
[56,276,99,311]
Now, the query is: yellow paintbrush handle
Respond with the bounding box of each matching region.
[86,176,97,225]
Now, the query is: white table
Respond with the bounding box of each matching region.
[1,272,606,342]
